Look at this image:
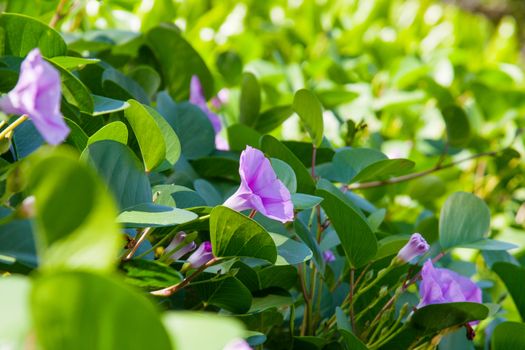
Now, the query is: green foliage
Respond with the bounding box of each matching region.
[1,0,525,349]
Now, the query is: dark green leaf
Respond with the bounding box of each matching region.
[253,105,294,134]
[491,322,525,350]
[316,179,377,267]
[441,105,471,147]
[121,259,183,290]
[493,262,525,321]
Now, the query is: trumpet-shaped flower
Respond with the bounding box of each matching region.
[418,260,482,308]
[396,233,429,263]
[187,241,214,268]
[223,146,294,223]
[0,48,69,144]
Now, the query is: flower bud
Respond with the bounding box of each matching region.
[19,196,35,218]
[396,233,429,264]
[166,232,196,261]
[323,250,335,263]
[223,338,252,350]
[187,241,214,268]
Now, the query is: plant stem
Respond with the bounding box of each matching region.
[347,150,499,190]
[349,268,356,331]
[0,115,28,139]
[367,324,407,350]
[298,263,311,336]
[123,227,153,261]
[49,0,69,28]
[249,209,257,218]
[150,258,219,296]
[311,145,317,178]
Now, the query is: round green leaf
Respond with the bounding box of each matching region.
[210,206,277,263]
[87,121,128,146]
[116,203,197,228]
[439,192,491,250]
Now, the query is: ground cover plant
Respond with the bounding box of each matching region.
[1,0,525,349]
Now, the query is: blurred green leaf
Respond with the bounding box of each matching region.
[493,262,525,321]
[293,89,324,147]
[491,322,525,350]
[239,72,261,127]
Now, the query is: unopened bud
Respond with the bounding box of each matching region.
[19,196,35,218]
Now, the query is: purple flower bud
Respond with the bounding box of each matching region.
[323,250,335,263]
[396,233,429,263]
[190,75,222,134]
[223,338,252,350]
[224,146,294,223]
[166,232,196,261]
[0,48,69,145]
[418,259,482,308]
[187,241,214,268]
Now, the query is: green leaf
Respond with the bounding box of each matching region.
[491,322,525,350]
[316,179,377,268]
[192,156,240,181]
[210,206,277,263]
[327,148,387,183]
[124,100,166,172]
[253,105,294,134]
[439,192,496,250]
[239,72,261,126]
[52,61,94,114]
[294,219,324,273]
[144,105,181,171]
[64,118,88,150]
[352,158,415,183]
[157,94,215,160]
[102,68,150,105]
[116,203,197,228]
[162,312,245,350]
[121,259,183,290]
[291,193,323,210]
[375,235,409,261]
[260,135,315,194]
[190,274,252,314]
[258,265,298,290]
[459,239,517,250]
[0,215,37,268]
[50,56,100,70]
[249,293,293,313]
[0,276,32,348]
[147,25,214,100]
[87,121,128,146]
[441,105,471,147]
[93,95,129,116]
[292,89,324,147]
[216,51,243,85]
[271,158,297,194]
[31,271,172,350]
[129,65,161,98]
[0,13,67,57]
[28,150,121,272]
[410,302,489,335]
[270,232,312,265]
[227,124,262,151]
[82,141,152,210]
[493,262,525,321]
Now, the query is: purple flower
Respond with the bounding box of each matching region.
[223,146,294,223]
[223,339,252,350]
[166,232,196,261]
[0,48,69,145]
[187,241,214,268]
[190,75,222,134]
[418,260,482,308]
[323,250,335,263]
[396,233,430,263]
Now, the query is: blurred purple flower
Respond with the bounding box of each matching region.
[223,146,294,223]
[166,232,196,260]
[223,338,252,350]
[187,241,214,268]
[0,48,69,145]
[323,250,335,263]
[396,233,429,263]
[190,75,222,134]
[418,260,482,308]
